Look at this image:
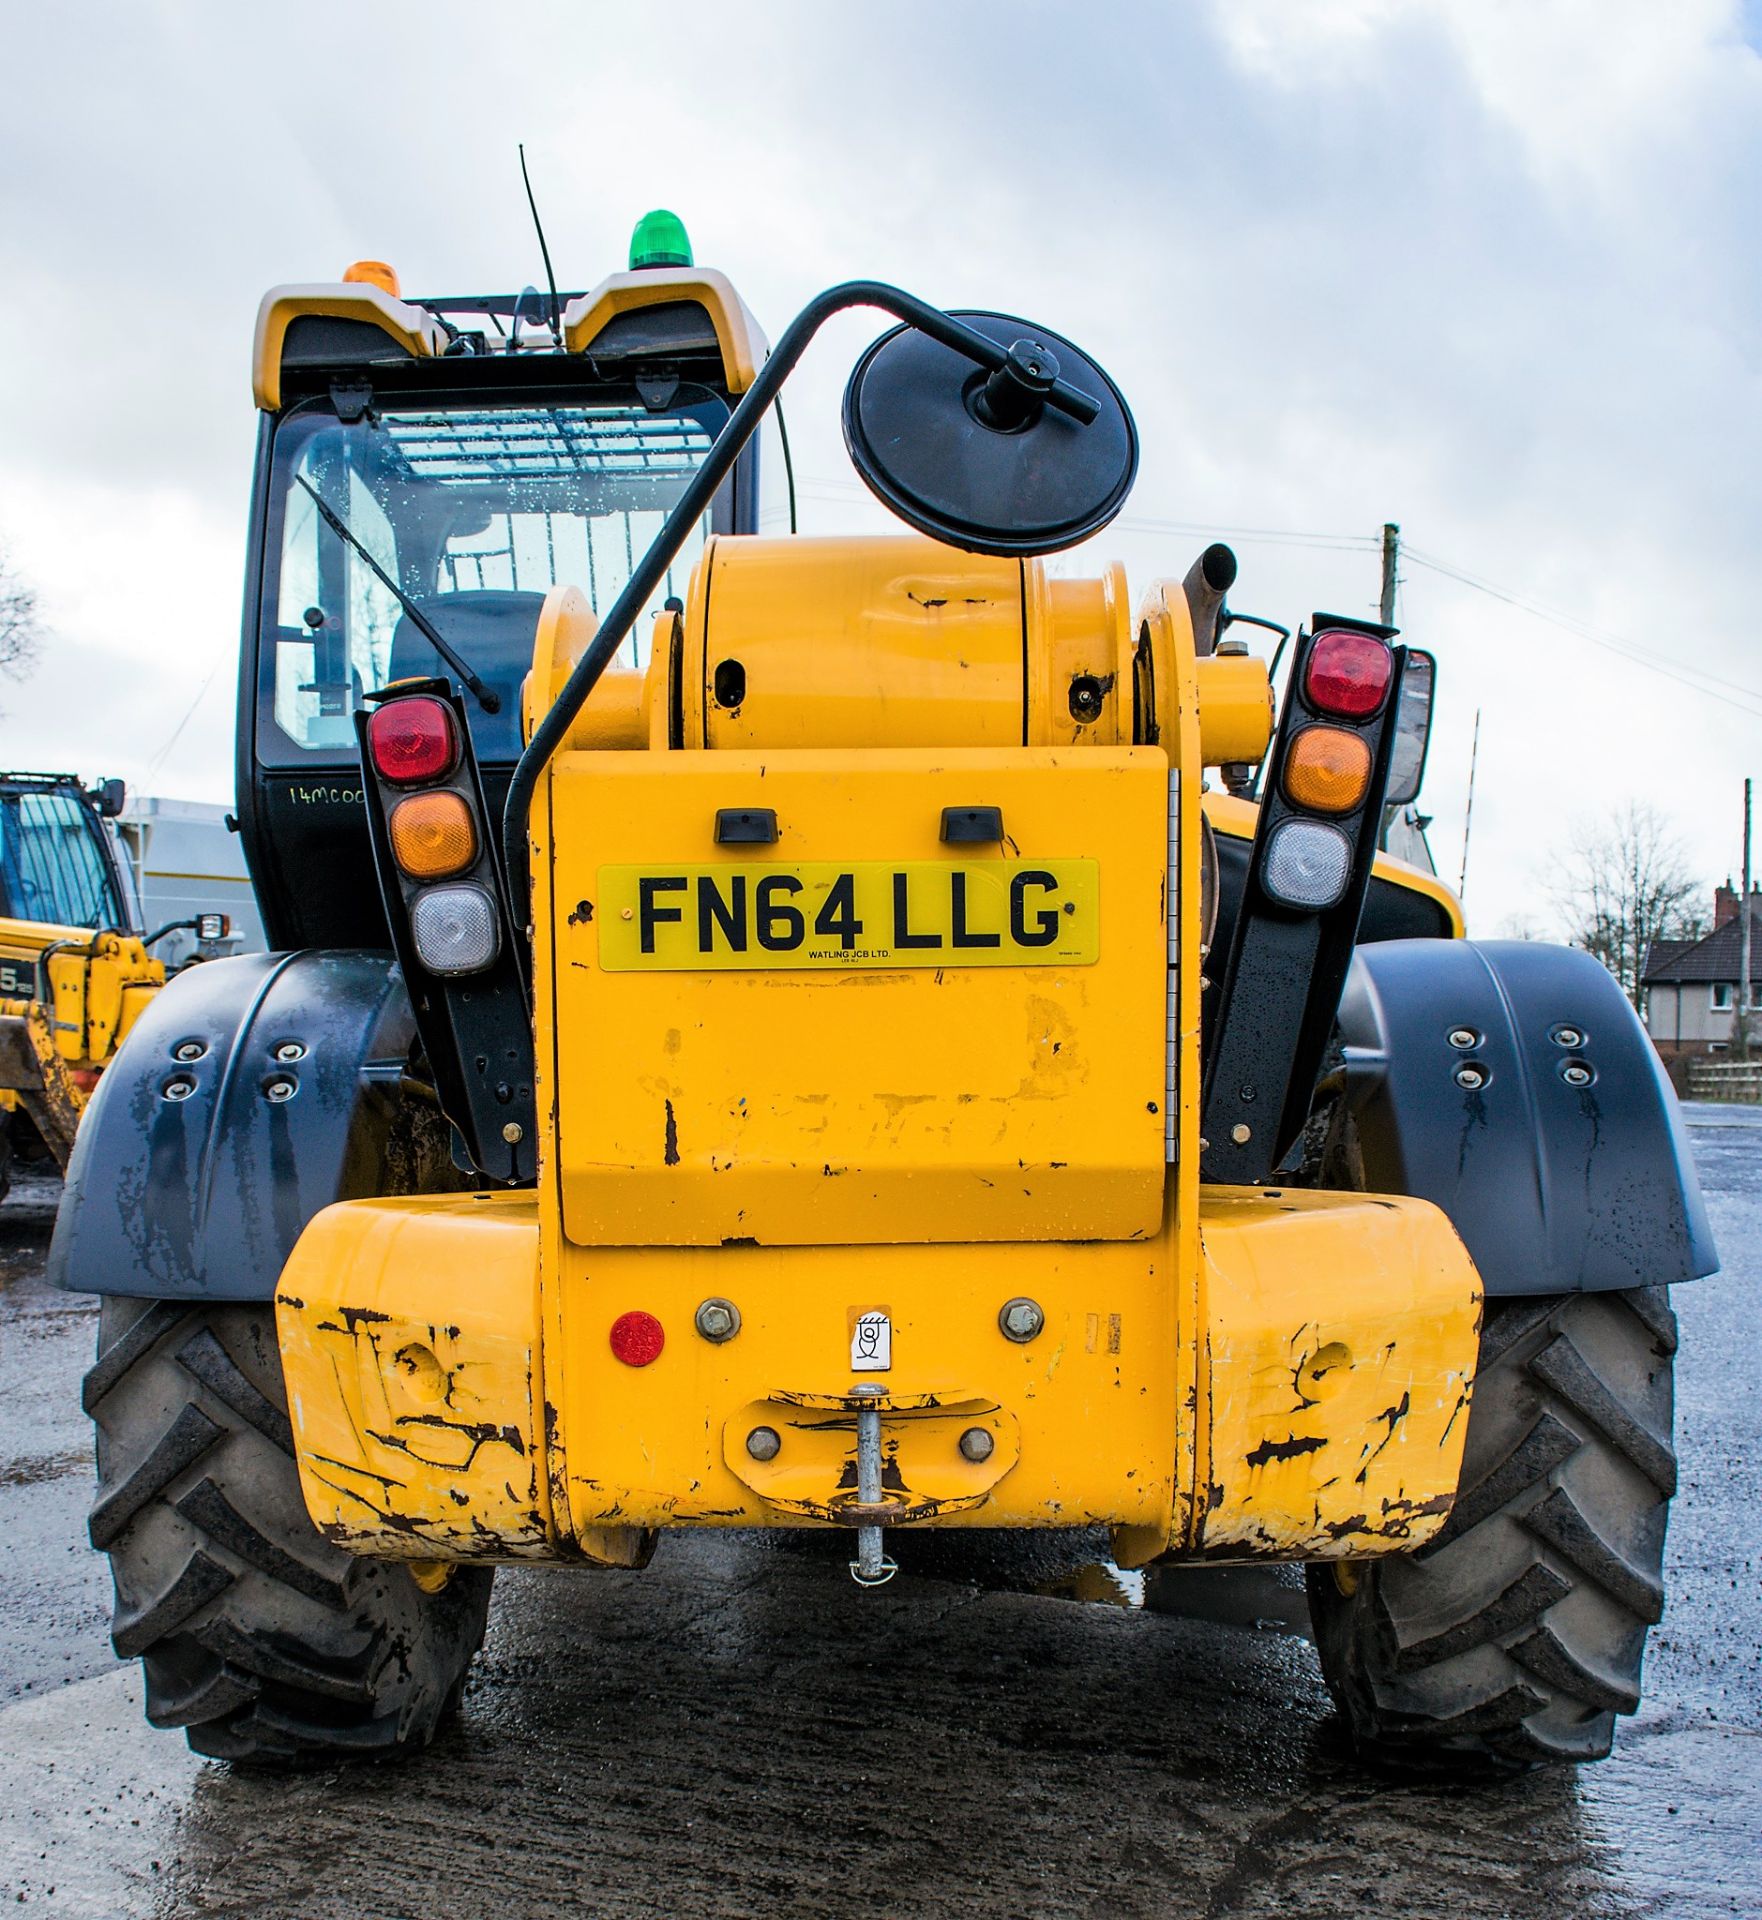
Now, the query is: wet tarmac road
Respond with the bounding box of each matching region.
[1,1111,1757,1918]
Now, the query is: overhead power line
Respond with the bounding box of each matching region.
[1401,545,1762,717]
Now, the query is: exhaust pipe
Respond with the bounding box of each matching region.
[1183,542,1238,657]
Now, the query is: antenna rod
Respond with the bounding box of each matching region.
[518,143,562,342]
[1379,522,1400,627]
[1458,706,1481,899]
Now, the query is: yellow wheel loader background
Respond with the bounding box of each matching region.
[57,224,1713,1774]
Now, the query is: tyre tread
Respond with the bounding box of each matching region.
[1309,1286,1674,1772]
[89,1299,491,1767]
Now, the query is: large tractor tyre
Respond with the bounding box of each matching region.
[1306,1286,1677,1772]
[85,1295,492,1767]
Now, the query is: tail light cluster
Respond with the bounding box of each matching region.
[366,695,501,977]
[1201,612,1413,1186]
[356,680,536,1185]
[1259,626,1397,912]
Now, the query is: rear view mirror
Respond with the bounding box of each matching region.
[1385,649,1435,807]
[94,778,126,818]
[843,310,1137,557]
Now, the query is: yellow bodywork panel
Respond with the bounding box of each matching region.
[275,1194,556,1562]
[545,747,1170,1248]
[1185,1188,1481,1561]
[552,1229,1180,1535]
[274,1184,1479,1560]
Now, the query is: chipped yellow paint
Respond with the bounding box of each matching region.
[275,1193,556,1561]
[1186,1186,1482,1560]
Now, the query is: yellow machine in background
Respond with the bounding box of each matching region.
[0,774,162,1191]
[66,224,1709,1777]
[0,924,161,1177]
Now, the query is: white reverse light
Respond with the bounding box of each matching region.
[1262,819,1353,911]
[411,883,500,976]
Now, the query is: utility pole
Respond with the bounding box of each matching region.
[1741,779,1753,1060]
[1458,708,1481,901]
[1380,522,1399,628]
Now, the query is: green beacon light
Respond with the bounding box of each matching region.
[629,209,693,271]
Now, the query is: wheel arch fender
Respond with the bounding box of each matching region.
[1337,938,1717,1295]
[49,950,430,1302]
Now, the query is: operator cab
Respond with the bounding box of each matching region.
[237,224,767,948]
[0,773,139,936]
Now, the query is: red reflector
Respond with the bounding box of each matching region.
[1305,629,1393,719]
[609,1310,665,1368]
[368,696,457,785]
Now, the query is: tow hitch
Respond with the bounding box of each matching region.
[848,1385,897,1587]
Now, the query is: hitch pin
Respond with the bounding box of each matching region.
[849,1384,897,1588]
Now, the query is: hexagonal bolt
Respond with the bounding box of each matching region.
[959,1426,995,1463]
[1454,1063,1488,1092]
[694,1297,741,1344]
[745,1425,781,1462]
[264,1078,297,1104]
[273,1041,307,1063]
[1447,1027,1479,1051]
[162,1077,196,1102]
[172,1040,205,1064]
[999,1297,1045,1343]
[502,1121,525,1144]
[1561,1062,1593,1087]
[1551,1025,1585,1049]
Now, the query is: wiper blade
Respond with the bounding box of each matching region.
[295,477,501,714]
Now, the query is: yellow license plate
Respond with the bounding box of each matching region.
[595,859,1100,971]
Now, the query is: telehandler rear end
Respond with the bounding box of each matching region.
[55,223,1713,1773]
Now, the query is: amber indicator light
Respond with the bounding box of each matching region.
[1283,726,1372,814]
[389,791,478,880]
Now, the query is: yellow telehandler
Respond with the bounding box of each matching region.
[54,220,1711,1773]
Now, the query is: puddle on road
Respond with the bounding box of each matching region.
[1033,1559,1146,1607]
[1032,1557,1312,1636]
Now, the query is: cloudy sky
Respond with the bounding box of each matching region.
[0,0,1756,936]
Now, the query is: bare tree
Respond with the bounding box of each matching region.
[0,544,43,683]
[1555,801,1702,1008]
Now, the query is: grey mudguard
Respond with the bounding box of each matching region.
[1337,939,1717,1295]
[49,950,419,1302]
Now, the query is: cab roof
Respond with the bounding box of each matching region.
[252,266,768,412]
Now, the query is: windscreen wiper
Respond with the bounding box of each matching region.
[295,477,501,714]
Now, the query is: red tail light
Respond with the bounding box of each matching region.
[1305,629,1393,719]
[367,697,457,785]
